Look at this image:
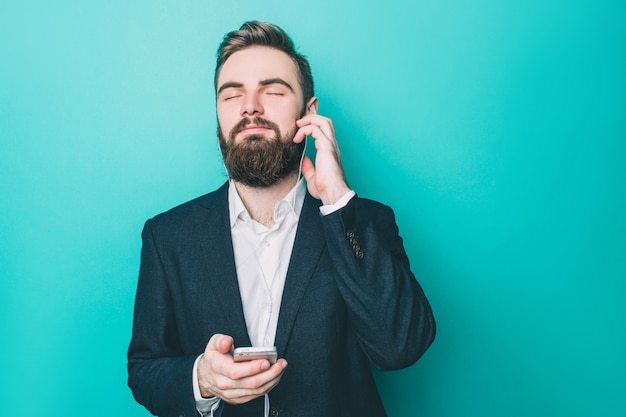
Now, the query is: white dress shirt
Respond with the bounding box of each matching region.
[193,179,355,416]
[229,178,306,347]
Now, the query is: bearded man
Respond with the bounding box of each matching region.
[128,21,435,417]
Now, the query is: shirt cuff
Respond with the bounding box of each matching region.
[193,354,221,415]
[319,190,356,215]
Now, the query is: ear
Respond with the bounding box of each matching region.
[305,97,318,115]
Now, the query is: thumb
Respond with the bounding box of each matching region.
[301,156,320,200]
[301,155,315,182]
[206,333,234,354]
[217,335,234,354]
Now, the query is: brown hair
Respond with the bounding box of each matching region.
[215,21,314,106]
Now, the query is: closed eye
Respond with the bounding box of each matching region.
[220,90,242,101]
[260,78,293,96]
[217,81,244,101]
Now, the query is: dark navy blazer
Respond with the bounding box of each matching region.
[128,182,435,417]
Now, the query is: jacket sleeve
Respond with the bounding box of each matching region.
[319,196,436,370]
[127,219,205,417]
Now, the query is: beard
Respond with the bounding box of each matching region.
[218,116,305,188]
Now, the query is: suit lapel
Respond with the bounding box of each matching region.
[191,186,324,351]
[274,193,325,354]
[194,183,251,346]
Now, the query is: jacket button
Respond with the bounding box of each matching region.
[269,407,279,417]
[346,231,355,239]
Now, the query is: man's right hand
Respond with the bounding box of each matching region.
[197,334,288,404]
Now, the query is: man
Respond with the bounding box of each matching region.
[128,21,435,417]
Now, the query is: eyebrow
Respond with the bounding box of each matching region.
[217,78,295,95]
[217,81,243,95]
[259,78,295,92]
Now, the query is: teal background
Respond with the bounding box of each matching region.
[1,1,624,416]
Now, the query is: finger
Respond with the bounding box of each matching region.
[292,123,321,144]
[221,378,280,405]
[301,114,335,137]
[204,334,234,356]
[205,333,227,352]
[211,359,287,401]
[215,357,282,382]
[297,115,335,141]
[211,360,288,404]
[217,335,234,354]
[296,114,333,130]
[228,359,288,388]
[292,128,307,144]
[230,369,286,403]
[295,125,337,153]
[300,156,315,182]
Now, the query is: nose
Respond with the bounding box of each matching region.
[241,92,263,116]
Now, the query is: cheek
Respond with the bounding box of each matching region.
[217,109,236,135]
[270,103,304,126]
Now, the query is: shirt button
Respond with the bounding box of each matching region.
[264,240,270,247]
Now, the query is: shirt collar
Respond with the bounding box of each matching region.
[228,178,307,228]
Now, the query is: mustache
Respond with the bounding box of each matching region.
[231,116,278,137]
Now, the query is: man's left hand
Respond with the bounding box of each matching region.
[293,114,351,205]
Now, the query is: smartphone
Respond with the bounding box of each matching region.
[233,346,278,364]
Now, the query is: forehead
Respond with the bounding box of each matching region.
[217,46,301,90]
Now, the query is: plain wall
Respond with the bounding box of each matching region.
[1,1,624,416]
